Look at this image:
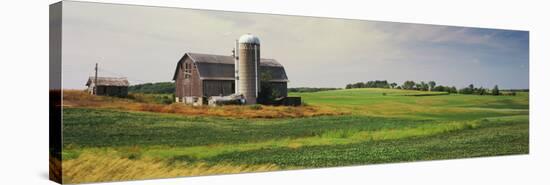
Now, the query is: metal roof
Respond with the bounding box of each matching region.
[238,34,260,44]
[173,53,288,82]
[86,77,130,87]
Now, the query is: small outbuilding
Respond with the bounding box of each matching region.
[86,77,129,97]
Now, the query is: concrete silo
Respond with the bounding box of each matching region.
[237,34,261,104]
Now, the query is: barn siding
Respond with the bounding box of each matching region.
[203,80,235,97]
[175,61,184,99]
[96,86,128,97]
[175,57,203,101]
[192,62,202,96]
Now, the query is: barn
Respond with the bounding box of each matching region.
[86,77,129,97]
[172,52,289,105]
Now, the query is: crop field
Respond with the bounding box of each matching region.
[60,89,529,183]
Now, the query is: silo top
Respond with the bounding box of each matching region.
[238,34,260,44]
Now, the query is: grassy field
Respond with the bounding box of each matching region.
[60,88,529,183]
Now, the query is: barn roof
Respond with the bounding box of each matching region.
[173,53,288,82]
[86,77,130,87]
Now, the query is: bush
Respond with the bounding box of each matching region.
[161,96,173,104]
[128,93,173,104]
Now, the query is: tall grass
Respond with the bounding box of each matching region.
[62,152,280,184]
[63,90,344,118]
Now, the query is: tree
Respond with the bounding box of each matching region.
[433,85,445,92]
[492,85,500,96]
[459,84,476,94]
[421,81,429,91]
[450,86,457,93]
[428,81,436,91]
[390,82,397,89]
[403,81,416,90]
[355,82,365,88]
[478,86,485,95]
[415,83,423,90]
[128,82,175,94]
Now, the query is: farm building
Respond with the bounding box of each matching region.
[86,77,129,97]
[172,52,289,105]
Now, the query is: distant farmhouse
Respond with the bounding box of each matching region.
[172,52,289,105]
[86,77,129,97]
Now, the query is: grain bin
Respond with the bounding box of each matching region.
[238,34,260,104]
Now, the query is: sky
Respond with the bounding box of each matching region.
[60,1,529,89]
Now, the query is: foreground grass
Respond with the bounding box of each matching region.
[62,112,527,183]
[65,108,494,149]
[61,88,529,183]
[207,117,528,167]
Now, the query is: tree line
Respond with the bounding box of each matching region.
[345,80,510,96]
[128,82,175,94]
[288,87,341,93]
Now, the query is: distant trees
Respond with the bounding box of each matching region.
[433,85,458,93]
[420,81,429,91]
[428,81,436,91]
[459,84,475,94]
[402,81,416,90]
[347,82,365,89]
[344,80,507,96]
[345,84,352,89]
[415,83,423,90]
[367,80,390,88]
[458,84,506,96]
[390,83,398,89]
[492,85,500,95]
[289,87,341,93]
[345,80,390,89]
[128,82,175,94]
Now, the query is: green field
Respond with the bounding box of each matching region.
[61,88,529,183]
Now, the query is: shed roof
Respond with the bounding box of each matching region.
[86,77,130,87]
[173,53,288,82]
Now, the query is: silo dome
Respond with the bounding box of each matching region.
[238,34,260,44]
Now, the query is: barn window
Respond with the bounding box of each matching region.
[184,62,191,79]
